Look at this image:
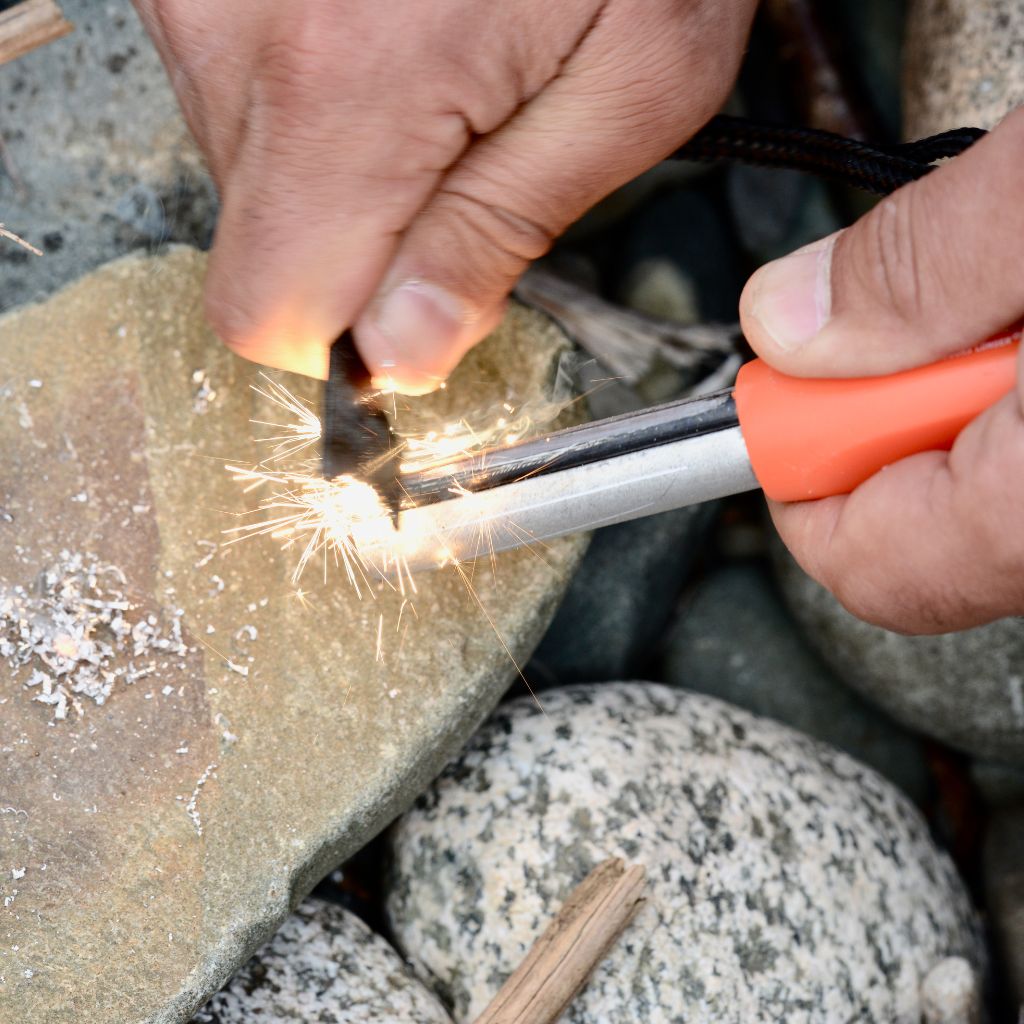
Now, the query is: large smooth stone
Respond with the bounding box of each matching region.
[659,563,931,803]
[387,683,982,1023]
[905,0,1024,136]
[0,0,216,314]
[192,899,452,1023]
[0,248,586,1023]
[774,547,1024,764]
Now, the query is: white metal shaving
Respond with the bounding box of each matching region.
[191,369,218,414]
[0,550,188,721]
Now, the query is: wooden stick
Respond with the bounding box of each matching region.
[472,858,646,1024]
[0,0,72,67]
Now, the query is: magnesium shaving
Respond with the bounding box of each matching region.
[0,551,188,721]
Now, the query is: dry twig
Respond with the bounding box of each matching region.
[471,858,646,1024]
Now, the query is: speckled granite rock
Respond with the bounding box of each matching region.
[0,248,587,1024]
[192,899,452,1023]
[659,563,931,803]
[774,546,1024,764]
[905,0,1024,137]
[983,803,1024,1007]
[920,957,981,1024]
[387,683,982,1023]
[0,0,216,314]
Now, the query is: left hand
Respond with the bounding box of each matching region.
[739,106,1024,635]
[132,0,755,394]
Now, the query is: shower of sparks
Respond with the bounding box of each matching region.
[224,464,414,597]
[226,376,562,590]
[224,373,570,686]
[248,375,323,462]
[398,401,532,473]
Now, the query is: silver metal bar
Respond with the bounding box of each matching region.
[398,389,738,506]
[357,425,759,575]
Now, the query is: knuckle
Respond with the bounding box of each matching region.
[255,2,375,119]
[436,187,555,274]
[856,193,928,324]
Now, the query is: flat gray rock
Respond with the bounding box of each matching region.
[659,563,931,803]
[387,682,982,1023]
[0,248,587,1023]
[774,546,1024,764]
[905,0,1024,136]
[192,899,452,1023]
[0,0,216,314]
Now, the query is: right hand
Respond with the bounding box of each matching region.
[133,0,756,392]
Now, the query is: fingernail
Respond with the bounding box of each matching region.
[359,280,470,395]
[748,235,836,350]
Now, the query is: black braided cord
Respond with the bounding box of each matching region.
[673,115,987,196]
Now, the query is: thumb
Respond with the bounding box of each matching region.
[740,106,1024,378]
[354,3,753,395]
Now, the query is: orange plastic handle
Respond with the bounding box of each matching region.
[734,336,1020,502]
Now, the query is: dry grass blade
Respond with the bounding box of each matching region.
[516,265,737,388]
[0,223,42,256]
[471,858,646,1024]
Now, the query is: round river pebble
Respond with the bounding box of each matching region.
[387,683,983,1023]
[193,899,452,1024]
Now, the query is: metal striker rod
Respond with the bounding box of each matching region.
[397,389,741,507]
[358,424,759,575]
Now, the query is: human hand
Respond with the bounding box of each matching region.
[133,0,756,393]
[740,107,1024,635]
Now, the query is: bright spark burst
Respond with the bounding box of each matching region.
[225,376,560,592]
[224,464,412,596]
[224,372,570,692]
